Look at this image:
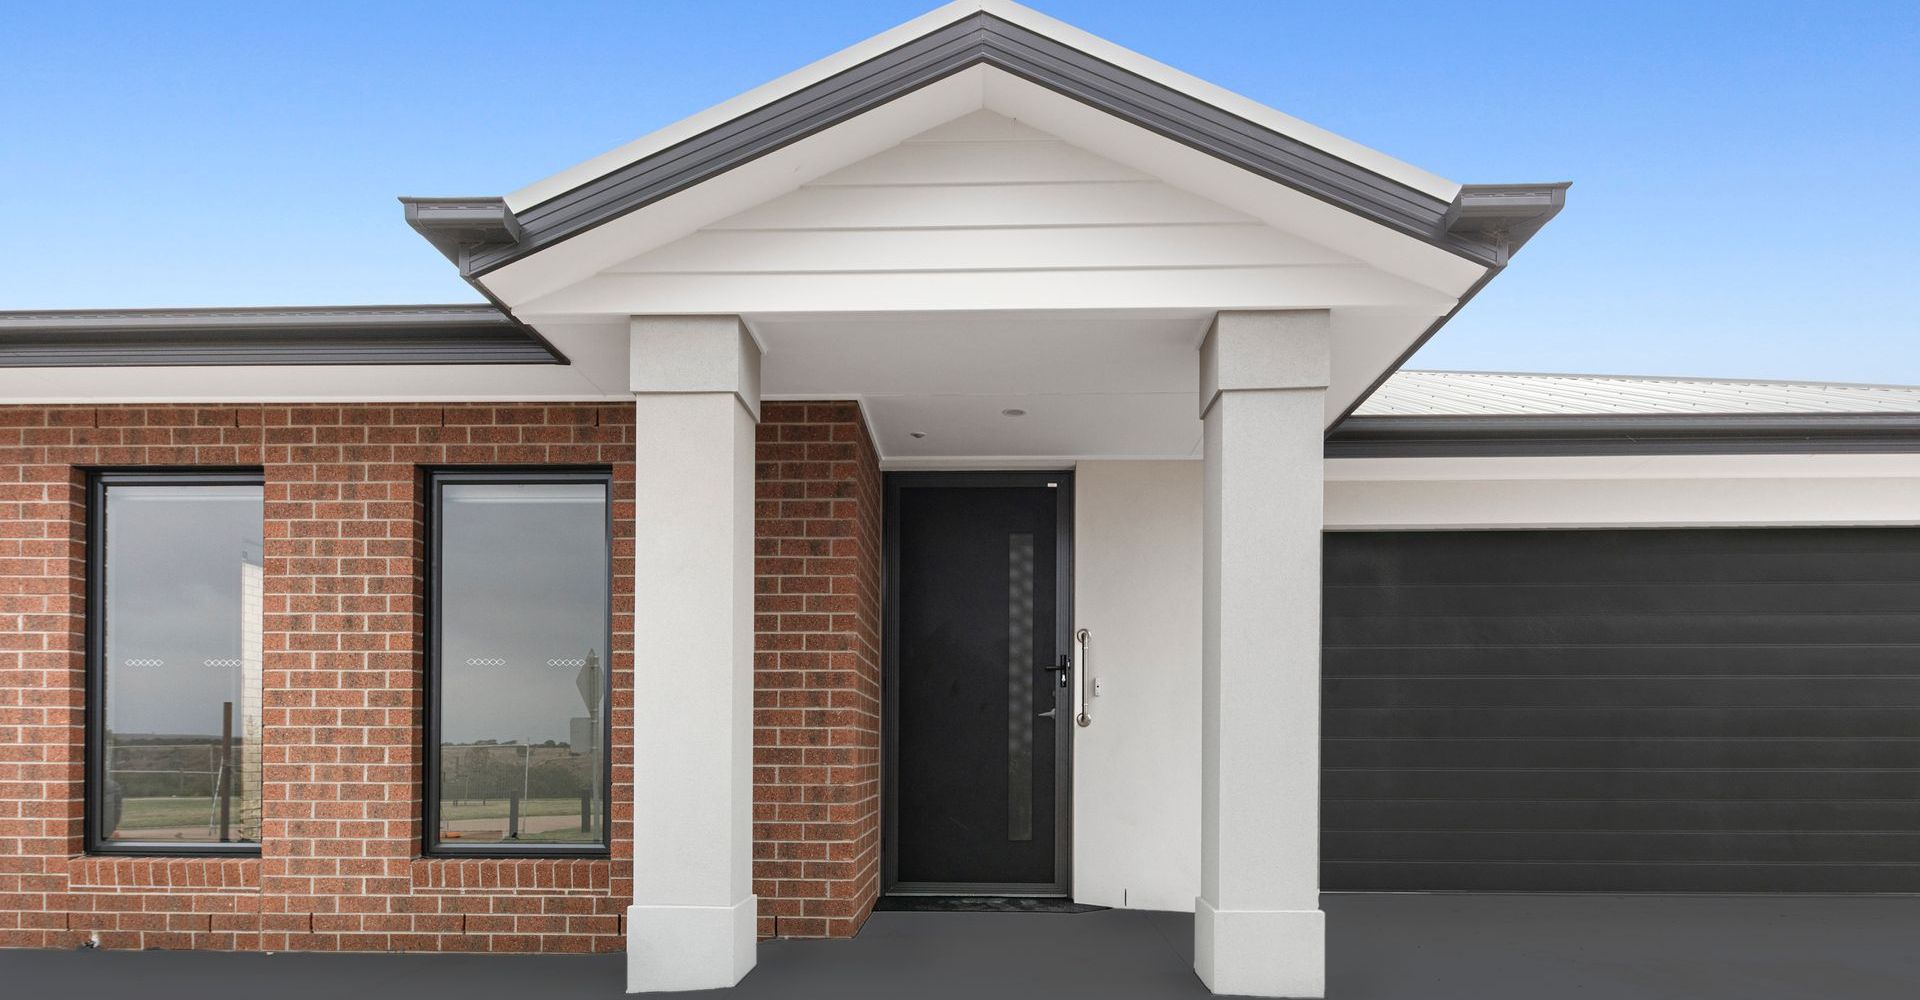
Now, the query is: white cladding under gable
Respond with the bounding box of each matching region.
[560,112,1451,315]
[494,99,1485,442]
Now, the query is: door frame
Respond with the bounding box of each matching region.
[881,470,1075,897]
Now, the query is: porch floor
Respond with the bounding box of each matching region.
[6,894,1918,999]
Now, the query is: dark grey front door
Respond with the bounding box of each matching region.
[884,472,1072,895]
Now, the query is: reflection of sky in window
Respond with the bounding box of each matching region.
[440,483,607,745]
[105,486,262,737]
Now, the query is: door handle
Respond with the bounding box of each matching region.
[1073,628,1092,728]
[1039,657,1063,718]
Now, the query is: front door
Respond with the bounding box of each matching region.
[884,472,1073,895]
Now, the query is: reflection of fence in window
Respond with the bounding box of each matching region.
[108,741,233,796]
[439,738,600,841]
[107,727,255,842]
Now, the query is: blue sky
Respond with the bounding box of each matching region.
[4,1,1916,382]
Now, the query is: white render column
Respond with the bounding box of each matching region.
[1195,310,1330,998]
[627,315,760,992]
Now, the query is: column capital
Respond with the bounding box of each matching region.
[1198,310,1330,419]
[630,315,762,420]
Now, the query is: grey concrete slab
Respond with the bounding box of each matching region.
[3,895,1917,999]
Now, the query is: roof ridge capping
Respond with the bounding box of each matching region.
[402,5,1568,279]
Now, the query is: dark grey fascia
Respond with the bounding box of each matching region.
[412,11,1567,279]
[0,304,561,367]
[1324,413,1920,458]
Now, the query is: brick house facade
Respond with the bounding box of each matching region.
[752,403,884,939]
[0,400,880,952]
[0,4,1601,995]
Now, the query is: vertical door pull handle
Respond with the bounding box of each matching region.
[1074,628,1093,728]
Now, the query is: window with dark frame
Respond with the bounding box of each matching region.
[426,470,613,856]
[88,471,265,855]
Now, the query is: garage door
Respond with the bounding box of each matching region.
[1323,529,1920,892]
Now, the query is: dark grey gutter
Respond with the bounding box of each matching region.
[0,304,560,367]
[1325,413,1920,458]
[405,11,1566,279]
[401,199,524,266]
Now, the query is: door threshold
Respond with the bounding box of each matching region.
[887,880,1067,897]
[875,895,1107,914]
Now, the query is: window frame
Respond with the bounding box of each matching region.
[423,467,615,858]
[86,468,267,857]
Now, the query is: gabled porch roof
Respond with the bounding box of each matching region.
[405,2,1562,283]
[400,0,1566,446]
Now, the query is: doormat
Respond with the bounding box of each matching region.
[874,896,1109,913]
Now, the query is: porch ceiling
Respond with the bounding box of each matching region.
[756,309,1209,463]
[748,307,1478,462]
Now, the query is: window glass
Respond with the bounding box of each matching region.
[434,478,609,850]
[97,480,264,848]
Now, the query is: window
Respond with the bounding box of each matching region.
[88,472,265,854]
[427,471,611,855]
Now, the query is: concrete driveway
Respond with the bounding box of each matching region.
[4,894,1915,999]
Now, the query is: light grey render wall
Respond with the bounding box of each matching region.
[1071,461,1204,912]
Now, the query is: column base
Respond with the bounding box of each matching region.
[626,896,757,993]
[1193,898,1324,998]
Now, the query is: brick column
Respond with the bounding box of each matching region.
[259,404,635,952]
[751,402,882,939]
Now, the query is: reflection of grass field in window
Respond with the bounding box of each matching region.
[439,797,602,844]
[120,797,600,843]
[119,796,233,830]
[439,798,588,821]
[514,826,605,843]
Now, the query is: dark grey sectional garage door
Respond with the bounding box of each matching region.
[1322,529,1920,892]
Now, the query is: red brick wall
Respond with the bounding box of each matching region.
[752,402,883,939]
[0,403,635,952]
[0,399,885,952]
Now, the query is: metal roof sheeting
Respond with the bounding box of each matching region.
[1358,371,1920,416]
